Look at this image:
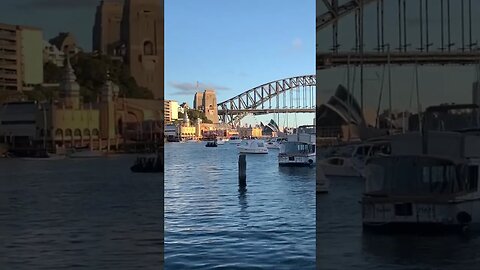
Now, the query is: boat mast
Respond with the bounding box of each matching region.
[415,61,422,133]
[387,44,392,131]
[43,102,47,150]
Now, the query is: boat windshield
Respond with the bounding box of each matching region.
[365,156,467,196]
[283,142,315,154]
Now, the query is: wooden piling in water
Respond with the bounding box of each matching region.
[238,154,246,187]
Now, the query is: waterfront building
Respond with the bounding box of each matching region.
[92,0,164,99]
[238,125,263,138]
[165,123,177,141]
[0,23,43,92]
[164,99,178,123]
[0,101,42,146]
[1,57,163,152]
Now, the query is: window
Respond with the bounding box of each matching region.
[468,165,479,192]
[144,41,154,55]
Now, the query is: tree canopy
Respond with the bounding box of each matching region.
[178,109,213,124]
[37,53,154,103]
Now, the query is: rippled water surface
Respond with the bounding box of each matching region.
[317,176,480,270]
[0,155,163,269]
[165,142,315,269]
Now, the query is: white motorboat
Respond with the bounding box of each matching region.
[362,104,480,232]
[68,149,106,158]
[216,138,226,145]
[278,125,316,167]
[266,137,286,149]
[228,136,242,145]
[238,139,268,154]
[319,141,390,178]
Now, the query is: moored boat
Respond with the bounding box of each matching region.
[238,139,268,154]
[228,136,242,145]
[206,141,218,147]
[130,153,163,173]
[278,125,315,167]
[362,104,480,232]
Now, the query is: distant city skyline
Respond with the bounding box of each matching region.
[165,0,315,127]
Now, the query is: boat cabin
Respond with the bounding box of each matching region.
[365,155,479,197]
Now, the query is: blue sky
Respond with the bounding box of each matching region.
[0,0,97,49]
[165,0,315,126]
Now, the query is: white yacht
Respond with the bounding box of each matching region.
[319,140,390,178]
[278,125,316,167]
[265,137,286,149]
[362,104,480,232]
[216,138,226,145]
[238,139,268,154]
[228,136,242,145]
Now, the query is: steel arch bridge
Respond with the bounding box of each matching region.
[217,75,316,126]
[317,0,480,69]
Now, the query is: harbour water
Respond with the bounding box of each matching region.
[0,156,163,269]
[317,176,480,270]
[165,142,315,269]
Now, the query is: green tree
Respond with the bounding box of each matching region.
[70,52,154,102]
[24,85,60,102]
[178,109,213,124]
[43,61,63,83]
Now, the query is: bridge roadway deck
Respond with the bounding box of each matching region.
[317,52,480,69]
[218,108,315,115]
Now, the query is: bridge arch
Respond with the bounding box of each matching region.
[217,75,316,125]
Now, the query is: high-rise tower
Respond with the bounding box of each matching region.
[122,0,164,99]
[92,0,124,55]
[92,0,164,99]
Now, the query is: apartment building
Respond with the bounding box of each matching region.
[0,23,43,93]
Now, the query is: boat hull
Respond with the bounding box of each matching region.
[362,197,480,233]
[238,150,268,154]
[278,154,315,167]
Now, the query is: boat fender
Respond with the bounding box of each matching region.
[457,211,472,225]
[308,159,314,165]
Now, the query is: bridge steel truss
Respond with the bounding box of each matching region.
[217,75,316,126]
[318,0,480,67]
[318,0,480,110]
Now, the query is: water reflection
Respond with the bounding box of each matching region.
[318,175,480,270]
[165,143,315,269]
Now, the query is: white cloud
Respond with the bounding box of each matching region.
[292,37,303,50]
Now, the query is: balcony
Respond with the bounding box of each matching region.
[0,42,17,50]
[0,53,17,60]
[0,63,18,70]
[0,32,17,41]
[0,72,18,79]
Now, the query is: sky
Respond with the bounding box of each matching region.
[317,0,480,113]
[0,0,98,50]
[165,0,315,127]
